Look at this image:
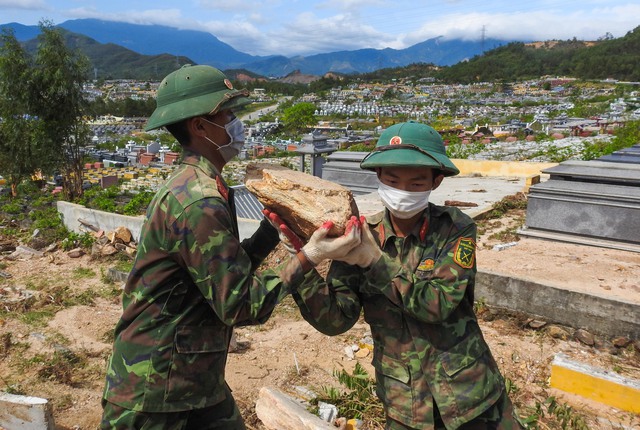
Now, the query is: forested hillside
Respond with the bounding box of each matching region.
[435,26,640,83]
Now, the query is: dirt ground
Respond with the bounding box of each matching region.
[0,205,639,430]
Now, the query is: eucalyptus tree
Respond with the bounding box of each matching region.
[29,21,91,199]
[0,30,41,196]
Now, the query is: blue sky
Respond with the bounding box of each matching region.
[2,0,639,57]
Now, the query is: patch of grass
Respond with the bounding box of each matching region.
[47,332,71,347]
[53,394,75,411]
[37,349,87,386]
[95,283,123,301]
[112,257,134,273]
[0,380,26,395]
[38,285,95,308]
[488,226,521,243]
[19,309,55,326]
[72,267,96,279]
[10,283,98,327]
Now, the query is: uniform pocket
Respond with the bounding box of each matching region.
[440,335,488,377]
[164,325,228,404]
[433,335,503,423]
[374,353,414,423]
[159,280,189,317]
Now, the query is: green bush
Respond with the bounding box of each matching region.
[1,201,23,215]
[61,231,95,251]
[122,190,154,215]
[581,120,640,160]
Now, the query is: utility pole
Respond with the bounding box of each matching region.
[481,25,486,53]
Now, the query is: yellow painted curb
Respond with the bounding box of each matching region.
[550,353,640,413]
[451,159,558,178]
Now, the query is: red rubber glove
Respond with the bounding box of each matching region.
[301,216,361,266]
[337,216,382,268]
[262,208,304,254]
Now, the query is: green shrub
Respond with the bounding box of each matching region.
[1,201,23,215]
[122,190,154,215]
[61,231,95,251]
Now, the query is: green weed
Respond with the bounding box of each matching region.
[313,363,385,429]
[522,396,590,430]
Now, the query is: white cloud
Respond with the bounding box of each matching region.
[258,12,393,56]
[0,0,47,10]
[201,19,265,51]
[196,0,280,13]
[4,0,638,58]
[403,4,640,45]
[317,0,386,11]
[66,7,186,28]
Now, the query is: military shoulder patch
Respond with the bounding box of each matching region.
[453,237,475,269]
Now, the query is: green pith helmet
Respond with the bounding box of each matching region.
[145,64,252,131]
[360,121,460,176]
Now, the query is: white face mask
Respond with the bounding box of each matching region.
[377,181,431,219]
[201,116,245,162]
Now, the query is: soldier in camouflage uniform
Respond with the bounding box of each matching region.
[292,122,525,429]
[100,64,360,429]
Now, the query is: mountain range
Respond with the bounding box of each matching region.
[1,19,515,78]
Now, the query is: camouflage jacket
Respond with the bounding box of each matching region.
[103,151,304,412]
[293,205,505,429]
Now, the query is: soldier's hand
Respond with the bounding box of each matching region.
[334,216,382,268]
[263,208,303,255]
[301,217,361,266]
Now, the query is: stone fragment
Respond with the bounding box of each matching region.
[528,319,547,329]
[546,325,570,340]
[67,247,85,258]
[9,245,44,260]
[574,328,595,346]
[114,226,132,244]
[245,163,359,239]
[355,348,370,358]
[343,345,355,360]
[611,336,631,348]
[101,244,119,256]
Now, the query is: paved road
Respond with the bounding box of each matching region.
[240,102,280,122]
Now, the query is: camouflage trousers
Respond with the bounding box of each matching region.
[386,392,525,430]
[100,385,246,430]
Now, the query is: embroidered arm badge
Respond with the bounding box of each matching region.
[453,237,475,269]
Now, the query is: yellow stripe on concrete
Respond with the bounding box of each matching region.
[451,159,558,178]
[550,353,640,413]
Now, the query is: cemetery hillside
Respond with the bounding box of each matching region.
[0,20,639,430]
